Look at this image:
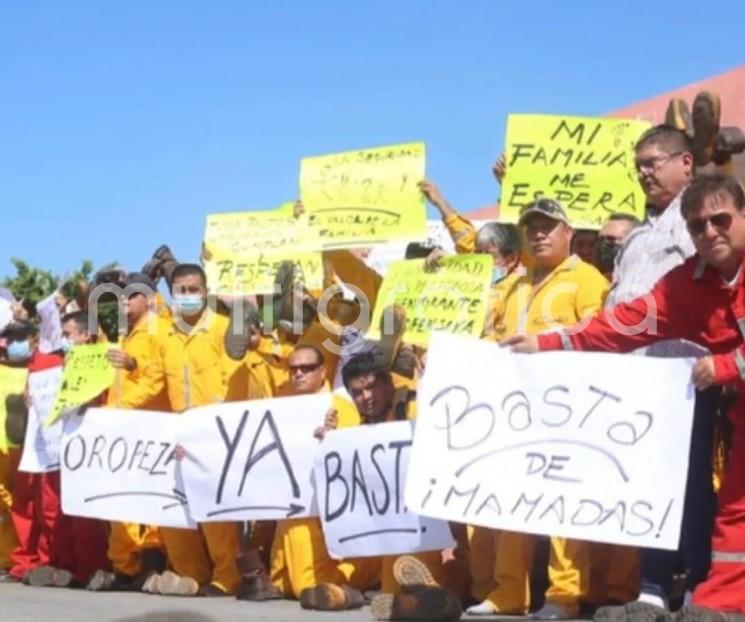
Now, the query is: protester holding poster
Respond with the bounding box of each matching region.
[269,344,379,611]
[86,272,170,593]
[0,322,31,582]
[418,179,524,339]
[507,174,745,621]
[470,198,608,619]
[14,312,110,589]
[143,263,242,597]
[334,351,464,622]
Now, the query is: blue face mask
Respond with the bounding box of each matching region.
[7,340,31,362]
[172,295,205,316]
[60,337,73,354]
[491,265,508,285]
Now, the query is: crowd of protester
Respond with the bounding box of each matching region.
[1,92,745,622]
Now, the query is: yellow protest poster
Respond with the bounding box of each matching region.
[368,254,493,347]
[204,247,324,296]
[501,115,651,229]
[47,344,115,427]
[0,366,28,451]
[300,142,427,249]
[203,204,324,295]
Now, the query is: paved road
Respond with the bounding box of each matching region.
[0,583,550,621]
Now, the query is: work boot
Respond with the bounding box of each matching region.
[373,305,406,371]
[225,300,260,361]
[393,555,437,588]
[235,572,283,601]
[370,586,462,620]
[665,98,693,136]
[140,245,178,287]
[299,583,365,611]
[713,126,745,165]
[692,91,721,166]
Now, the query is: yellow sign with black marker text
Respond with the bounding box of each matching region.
[368,255,493,347]
[501,115,651,229]
[300,142,427,248]
[203,204,324,295]
[47,344,114,427]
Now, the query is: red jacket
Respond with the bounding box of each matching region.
[538,255,745,422]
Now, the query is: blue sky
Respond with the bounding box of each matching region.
[2,1,743,278]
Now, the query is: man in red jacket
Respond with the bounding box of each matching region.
[505,173,745,621]
[12,312,109,587]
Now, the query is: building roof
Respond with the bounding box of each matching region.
[463,64,745,221]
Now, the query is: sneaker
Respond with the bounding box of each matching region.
[152,570,198,596]
[692,91,722,166]
[466,600,498,616]
[86,570,116,592]
[299,583,365,611]
[370,586,462,621]
[0,570,19,584]
[24,566,74,588]
[141,572,161,594]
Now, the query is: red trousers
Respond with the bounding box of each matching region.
[10,470,109,582]
[694,429,745,612]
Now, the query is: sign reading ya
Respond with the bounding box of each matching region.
[501,114,651,228]
[406,333,694,550]
[180,395,328,521]
[316,420,454,558]
[61,408,195,529]
[300,142,427,249]
[368,255,493,346]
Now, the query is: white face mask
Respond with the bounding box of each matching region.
[7,339,31,361]
[172,294,205,316]
[60,337,73,353]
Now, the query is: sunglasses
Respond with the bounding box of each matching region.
[289,363,322,374]
[686,212,733,236]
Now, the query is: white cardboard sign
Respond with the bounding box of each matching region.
[316,420,454,558]
[179,394,328,521]
[406,333,695,550]
[20,367,64,473]
[61,408,196,528]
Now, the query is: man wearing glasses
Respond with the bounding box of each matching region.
[590,126,715,622]
[506,174,745,622]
